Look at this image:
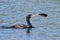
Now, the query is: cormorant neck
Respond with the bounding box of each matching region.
[26,16,32,28]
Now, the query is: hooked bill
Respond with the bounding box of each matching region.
[38,13,48,17]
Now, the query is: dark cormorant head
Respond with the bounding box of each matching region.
[27,14,32,18]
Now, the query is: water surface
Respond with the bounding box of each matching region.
[0,0,60,40]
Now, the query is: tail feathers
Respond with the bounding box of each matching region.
[0,26,15,29]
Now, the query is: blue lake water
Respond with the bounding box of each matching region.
[0,0,60,40]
